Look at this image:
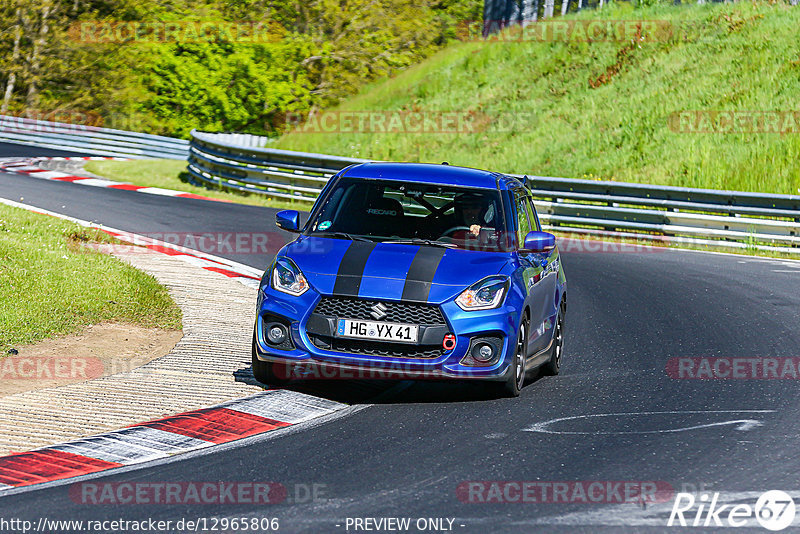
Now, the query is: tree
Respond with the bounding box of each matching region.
[543,0,555,18]
[1,6,22,114]
[0,0,483,136]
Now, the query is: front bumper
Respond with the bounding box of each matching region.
[253,287,520,381]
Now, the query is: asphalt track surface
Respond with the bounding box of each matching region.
[2,145,800,533]
[0,141,92,158]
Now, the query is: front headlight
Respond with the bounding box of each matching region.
[456,276,510,311]
[271,258,309,296]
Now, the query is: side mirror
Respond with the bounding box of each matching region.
[276,210,300,233]
[522,231,556,253]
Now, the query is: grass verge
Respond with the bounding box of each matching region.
[84,159,308,210]
[274,1,800,196]
[0,203,182,353]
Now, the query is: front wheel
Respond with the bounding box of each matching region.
[494,316,528,398]
[542,308,565,376]
[251,330,288,386]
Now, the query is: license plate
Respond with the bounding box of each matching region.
[336,319,419,344]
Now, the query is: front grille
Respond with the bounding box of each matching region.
[314,297,446,325]
[310,336,444,359]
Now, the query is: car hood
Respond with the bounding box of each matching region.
[282,236,510,304]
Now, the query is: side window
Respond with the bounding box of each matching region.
[515,193,532,247]
[524,197,541,231]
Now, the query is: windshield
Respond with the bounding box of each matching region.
[306,178,509,251]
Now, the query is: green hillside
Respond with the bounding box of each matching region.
[275,1,800,194]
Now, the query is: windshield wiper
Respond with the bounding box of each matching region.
[314,231,373,242]
[383,238,457,249]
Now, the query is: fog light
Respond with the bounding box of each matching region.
[443,334,456,351]
[267,323,288,345]
[472,342,494,363]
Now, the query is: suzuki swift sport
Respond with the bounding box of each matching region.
[252,162,566,396]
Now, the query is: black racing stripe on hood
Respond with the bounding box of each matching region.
[401,247,447,303]
[332,241,377,297]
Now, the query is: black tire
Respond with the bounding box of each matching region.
[542,307,565,376]
[495,315,529,398]
[251,330,289,386]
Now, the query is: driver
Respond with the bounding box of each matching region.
[454,193,491,237]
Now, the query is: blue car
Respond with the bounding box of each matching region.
[253,162,567,397]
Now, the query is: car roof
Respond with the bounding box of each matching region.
[341,162,525,191]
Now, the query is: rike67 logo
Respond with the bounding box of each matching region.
[668,490,796,531]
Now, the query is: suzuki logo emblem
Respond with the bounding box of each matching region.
[370,302,388,320]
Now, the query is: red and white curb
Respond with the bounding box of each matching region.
[0,196,350,493]
[0,197,263,289]
[0,157,230,203]
[0,390,345,491]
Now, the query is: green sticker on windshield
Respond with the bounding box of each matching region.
[319,220,332,230]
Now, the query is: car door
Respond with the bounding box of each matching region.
[512,190,548,357]
[524,195,558,350]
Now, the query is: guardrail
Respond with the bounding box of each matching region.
[59,130,752,254]
[3,118,794,254]
[187,130,368,201]
[0,115,188,159]
[188,130,800,255]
